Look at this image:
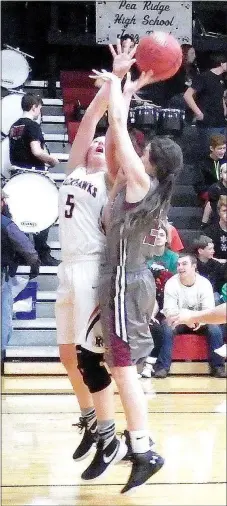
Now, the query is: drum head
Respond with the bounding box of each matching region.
[1,94,24,136]
[1,49,29,89]
[4,172,59,233]
[1,137,11,178]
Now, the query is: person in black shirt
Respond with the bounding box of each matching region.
[184,53,227,154]
[1,190,40,363]
[194,134,226,200]
[165,44,199,118]
[9,93,58,170]
[9,93,59,266]
[204,201,227,260]
[208,163,227,216]
[192,235,226,301]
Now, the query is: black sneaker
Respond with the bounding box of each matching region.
[121,430,154,461]
[72,417,97,461]
[81,436,127,481]
[121,449,164,494]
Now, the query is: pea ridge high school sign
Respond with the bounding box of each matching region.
[96,1,192,44]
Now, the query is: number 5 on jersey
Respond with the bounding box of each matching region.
[65,194,75,218]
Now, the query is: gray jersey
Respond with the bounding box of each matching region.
[102,178,160,271]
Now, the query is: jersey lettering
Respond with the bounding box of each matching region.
[63,177,98,199]
[65,194,75,218]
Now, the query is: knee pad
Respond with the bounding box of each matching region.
[76,345,111,394]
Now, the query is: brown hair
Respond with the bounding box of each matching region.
[210,135,226,149]
[192,235,213,254]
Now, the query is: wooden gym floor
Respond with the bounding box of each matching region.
[1,374,226,506]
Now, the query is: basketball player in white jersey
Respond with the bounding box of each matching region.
[56,40,140,463]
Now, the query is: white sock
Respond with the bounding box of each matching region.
[130,430,150,454]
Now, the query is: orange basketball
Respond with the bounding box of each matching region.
[135,32,182,81]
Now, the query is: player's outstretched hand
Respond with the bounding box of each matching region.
[89,69,120,85]
[122,70,155,96]
[109,38,137,79]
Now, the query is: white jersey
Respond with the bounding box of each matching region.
[58,167,107,260]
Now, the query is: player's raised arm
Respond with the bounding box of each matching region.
[67,39,137,177]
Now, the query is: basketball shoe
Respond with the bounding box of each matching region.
[73,417,97,461]
[81,436,127,481]
[121,449,164,494]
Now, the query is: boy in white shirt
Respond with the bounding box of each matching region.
[153,254,225,378]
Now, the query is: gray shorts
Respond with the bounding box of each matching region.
[99,266,155,368]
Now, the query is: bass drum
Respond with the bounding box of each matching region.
[1,49,30,89]
[3,170,59,233]
[1,93,24,136]
[1,137,12,179]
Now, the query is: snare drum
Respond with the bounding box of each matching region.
[1,49,30,89]
[1,93,24,136]
[135,105,159,128]
[158,108,185,134]
[3,171,59,233]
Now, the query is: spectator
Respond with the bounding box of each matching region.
[192,235,226,302]
[9,93,59,266]
[204,201,227,260]
[165,44,199,121]
[147,226,179,274]
[165,220,184,253]
[183,52,227,155]
[194,134,226,203]
[1,190,40,362]
[152,253,225,378]
[205,163,227,222]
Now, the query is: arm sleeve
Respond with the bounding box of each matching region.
[200,279,215,310]
[191,73,204,94]
[26,122,42,143]
[163,279,179,315]
[208,184,219,203]
[6,222,39,266]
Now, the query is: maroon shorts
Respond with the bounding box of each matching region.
[99,266,156,368]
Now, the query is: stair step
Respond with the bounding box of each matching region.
[13,318,56,329]
[9,328,57,346]
[17,265,58,275]
[37,291,56,301]
[6,346,58,358]
[42,115,65,123]
[42,124,67,134]
[42,105,64,116]
[44,133,68,142]
[27,80,61,88]
[47,142,70,153]
[169,207,203,229]
[42,99,63,106]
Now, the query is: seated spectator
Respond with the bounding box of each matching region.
[165,220,184,253]
[152,253,225,378]
[204,201,227,260]
[1,190,40,362]
[202,163,227,227]
[192,235,226,303]
[194,134,226,203]
[147,226,179,274]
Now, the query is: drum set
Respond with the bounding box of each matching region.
[1,45,58,234]
[128,100,185,137]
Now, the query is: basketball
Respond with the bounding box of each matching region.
[135,32,182,81]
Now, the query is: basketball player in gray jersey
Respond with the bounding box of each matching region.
[81,70,183,493]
